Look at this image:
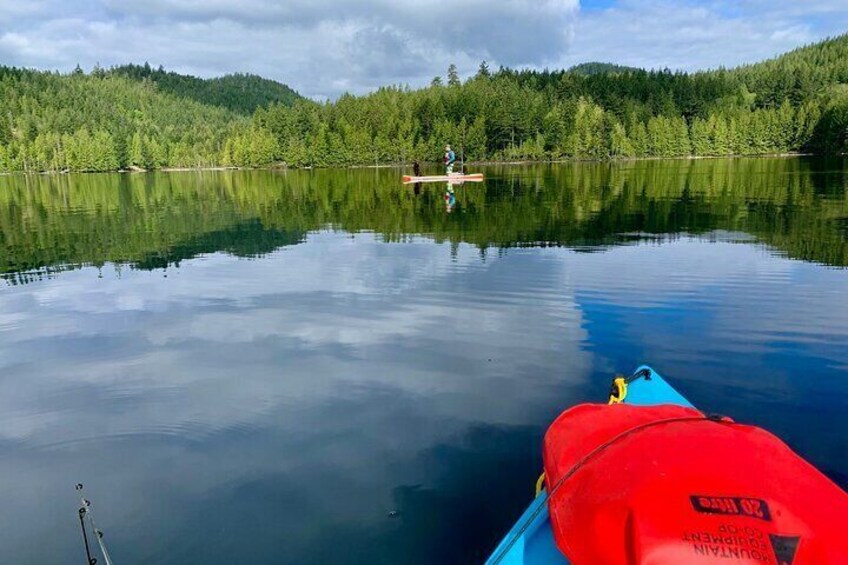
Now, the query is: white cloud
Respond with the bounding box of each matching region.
[563,0,848,71]
[1,1,847,97]
[0,0,578,98]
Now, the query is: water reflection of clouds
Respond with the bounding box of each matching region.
[548,236,848,473]
[1,232,846,563]
[3,234,845,449]
[0,232,595,562]
[551,239,848,361]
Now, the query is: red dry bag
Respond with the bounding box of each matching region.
[542,403,848,564]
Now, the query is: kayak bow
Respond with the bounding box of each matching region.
[486,365,848,564]
[486,366,686,565]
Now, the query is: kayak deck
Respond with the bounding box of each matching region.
[615,365,693,408]
[402,173,484,184]
[485,365,689,565]
[486,491,564,565]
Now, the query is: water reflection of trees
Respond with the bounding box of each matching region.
[1,158,845,283]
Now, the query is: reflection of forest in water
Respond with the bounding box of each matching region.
[1,157,846,284]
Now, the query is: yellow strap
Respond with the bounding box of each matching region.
[608,377,627,404]
[535,472,546,496]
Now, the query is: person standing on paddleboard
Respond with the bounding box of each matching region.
[444,145,456,174]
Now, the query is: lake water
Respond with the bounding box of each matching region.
[1,158,847,564]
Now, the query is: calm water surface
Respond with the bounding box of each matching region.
[1,159,847,564]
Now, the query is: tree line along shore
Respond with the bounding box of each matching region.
[1,34,847,174]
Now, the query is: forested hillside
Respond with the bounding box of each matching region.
[567,62,641,75]
[245,34,848,167]
[1,33,847,173]
[0,67,245,172]
[110,64,301,113]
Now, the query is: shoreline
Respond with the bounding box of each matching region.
[1,151,840,177]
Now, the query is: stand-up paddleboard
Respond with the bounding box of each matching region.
[402,173,484,184]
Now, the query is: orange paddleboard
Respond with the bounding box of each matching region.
[402,173,484,184]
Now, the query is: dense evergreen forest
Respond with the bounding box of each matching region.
[0,66,245,171]
[110,64,302,114]
[1,34,847,173]
[567,62,641,76]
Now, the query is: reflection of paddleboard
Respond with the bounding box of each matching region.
[402,173,484,184]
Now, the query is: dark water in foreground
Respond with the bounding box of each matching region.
[1,158,847,564]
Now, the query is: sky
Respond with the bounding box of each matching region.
[1,0,847,99]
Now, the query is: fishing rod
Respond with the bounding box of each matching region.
[76,483,114,565]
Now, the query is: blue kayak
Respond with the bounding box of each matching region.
[485,365,691,565]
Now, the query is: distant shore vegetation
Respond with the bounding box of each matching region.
[1,35,847,173]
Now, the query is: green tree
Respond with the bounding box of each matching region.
[129,132,145,168]
[610,121,634,157]
[447,64,461,87]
